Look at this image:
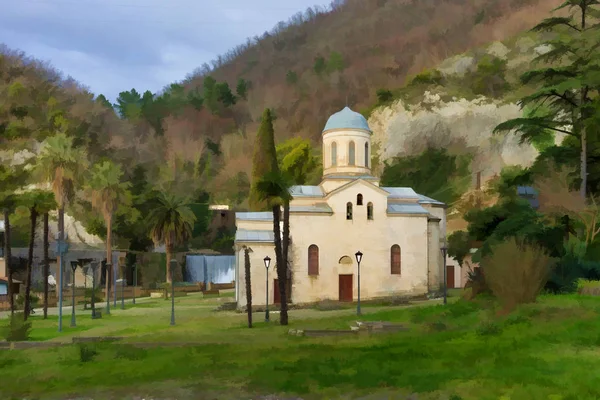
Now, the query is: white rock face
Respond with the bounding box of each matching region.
[368,95,550,181]
[515,37,536,53]
[486,42,510,59]
[534,44,553,55]
[438,56,476,78]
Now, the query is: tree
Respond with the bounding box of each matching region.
[148,191,196,283]
[216,82,237,108]
[244,246,252,328]
[86,160,133,304]
[249,108,279,210]
[276,137,320,185]
[493,0,600,199]
[21,190,55,320]
[313,56,326,75]
[255,170,293,326]
[36,132,87,298]
[236,78,248,100]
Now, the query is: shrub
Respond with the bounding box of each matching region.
[482,237,554,311]
[476,320,502,336]
[15,294,40,311]
[410,68,444,86]
[1,312,32,342]
[376,89,394,104]
[78,344,98,363]
[577,279,600,296]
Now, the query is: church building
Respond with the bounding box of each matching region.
[234,107,447,308]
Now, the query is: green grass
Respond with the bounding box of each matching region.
[2,292,600,399]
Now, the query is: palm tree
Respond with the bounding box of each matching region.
[243,245,253,328]
[86,160,131,306]
[37,133,87,298]
[148,191,196,283]
[255,170,292,326]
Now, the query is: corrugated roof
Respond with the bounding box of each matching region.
[235,229,274,243]
[290,203,333,214]
[382,187,420,199]
[235,212,273,221]
[289,185,324,197]
[417,194,445,206]
[387,203,430,215]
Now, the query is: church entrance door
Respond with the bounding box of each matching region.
[446,266,455,288]
[339,274,353,302]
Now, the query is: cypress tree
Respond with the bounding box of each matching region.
[249,108,279,210]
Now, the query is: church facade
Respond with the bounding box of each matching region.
[234,107,447,308]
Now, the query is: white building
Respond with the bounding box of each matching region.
[234,107,447,308]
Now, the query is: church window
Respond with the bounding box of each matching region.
[308,245,319,275]
[349,141,355,165]
[391,245,401,274]
[357,193,363,205]
[331,142,337,166]
[364,142,369,168]
[346,202,353,220]
[367,202,373,220]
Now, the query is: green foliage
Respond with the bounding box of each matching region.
[313,56,326,75]
[203,76,219,114]
[1,312,32,342]
[469,55,510,97]
[216,82,236,107]
[276,137,320,185]
[188,202,211,238]
[522,105,556,152]
[78,344,98,363]
[447,231,471,267]
[236,78,248,100]
[286,70,298,85]
[327,51,345,73]
[380,147,472,205]
[86,160,136,225]
[95,94,114,109]
[476,320,502,336]
[148,191,197,252]
[409,69,444,86]
[249,108,280,210]
[115,89,143,120]
[376,89,394,103]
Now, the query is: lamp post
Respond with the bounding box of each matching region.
[105,263,111,315]
[113,260,117,307]
[69,261,79,327]
[263,256,271,322]
[355,251,363,316]
[132,264,137,305]
[170,259,176,326]
[90,261,98,318]
[440,243,448,305]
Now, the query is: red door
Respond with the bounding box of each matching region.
[339,274,353,302]
[447,265,455,289]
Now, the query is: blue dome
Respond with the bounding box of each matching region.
[322,107,371,133]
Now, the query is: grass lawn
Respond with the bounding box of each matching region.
[2,290,600,399]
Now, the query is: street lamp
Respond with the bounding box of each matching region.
[90,261,98,318]
[69,261,79,327]
[170,259,177,326]
[132,264,137,305]
[105,263,111,315]
[263,256,271,322]
[355,251,363,316]
[440,243,448,305]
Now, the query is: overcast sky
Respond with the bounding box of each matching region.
[0,0,331,102]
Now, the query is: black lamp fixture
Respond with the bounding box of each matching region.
[355,251,363,316]
[69,261,79,327]
[264,256,271,322]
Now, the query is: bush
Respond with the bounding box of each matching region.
[476,320,502,336]
[577,279,600,296]
[1,312,32,342]
[78,344,98,363]
[482,237,554,311]
[410,68,444,86]
[15,294,40,311]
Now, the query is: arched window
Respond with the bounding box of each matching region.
[331,141,337,166]
[357,193,363,205]
[308,245,319,275]
[349,141,355,165]
[364,142,369,168]
[346,202,353,220]
[367,202,373,220]
[391,245,401,275]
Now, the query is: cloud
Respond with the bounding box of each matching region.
[0,0,331,102]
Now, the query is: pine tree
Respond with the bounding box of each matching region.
[249,108,279,210]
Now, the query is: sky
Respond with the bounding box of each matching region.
[0,0,331,102]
